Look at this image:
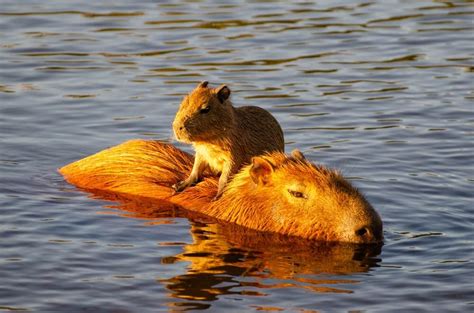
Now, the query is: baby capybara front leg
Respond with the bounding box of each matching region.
[212,165,232,201]
[172,154,207,192]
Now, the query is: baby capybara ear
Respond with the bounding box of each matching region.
[250,156,274,185]
[198,81,209,88]
[216,85,231,103]
[291,149,306,161]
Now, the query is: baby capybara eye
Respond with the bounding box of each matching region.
[200,106,211,114]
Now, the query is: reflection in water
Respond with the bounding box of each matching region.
[99,192,382,310]
[2,0,471,311]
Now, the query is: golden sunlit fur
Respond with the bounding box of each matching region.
[59,139,382,243]
[172,81,284,198]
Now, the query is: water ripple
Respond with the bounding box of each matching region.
[1,0,473,312]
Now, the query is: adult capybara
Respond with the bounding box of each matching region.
[59,140,382,243]
[172,81,284,199]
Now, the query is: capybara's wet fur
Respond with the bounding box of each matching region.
[59,140,382,243]
[172,81,284,198]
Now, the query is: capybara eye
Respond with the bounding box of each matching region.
[200,106,211,114]
[288,189,307,199]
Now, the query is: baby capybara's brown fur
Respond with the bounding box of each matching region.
[59,140,382,243]
[172,81,284,199]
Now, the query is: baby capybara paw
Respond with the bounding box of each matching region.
[172,180,189,192]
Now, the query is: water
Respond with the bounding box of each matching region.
[1,0,473,312]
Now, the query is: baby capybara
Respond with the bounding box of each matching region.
[172,81,284,199]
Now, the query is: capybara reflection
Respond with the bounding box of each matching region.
[172,81,284,199]
[59,140,382,243]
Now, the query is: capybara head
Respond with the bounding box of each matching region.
[173,81,234,143]
[229,150,383,243]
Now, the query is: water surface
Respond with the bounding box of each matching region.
[0,0,473,312]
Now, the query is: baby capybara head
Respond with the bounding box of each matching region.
[173,81,234,143]
[237,150,383,243]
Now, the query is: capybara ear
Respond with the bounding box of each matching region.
[291,149,306,161]
[198,81,209,88]
[250,157,274,185]
[216,85,231,103]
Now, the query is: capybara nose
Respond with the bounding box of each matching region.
[355,226,369,237]
[355,225,383,243]
[355,226,375,242]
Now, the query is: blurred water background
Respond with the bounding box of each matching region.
[0,0,473,312]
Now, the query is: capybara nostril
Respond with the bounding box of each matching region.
[355,227,369,237]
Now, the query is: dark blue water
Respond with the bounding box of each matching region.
[1,0,473,312]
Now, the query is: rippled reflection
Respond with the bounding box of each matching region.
[1,0,473,311]
[160,225,381,307]
[95,193,382,309]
